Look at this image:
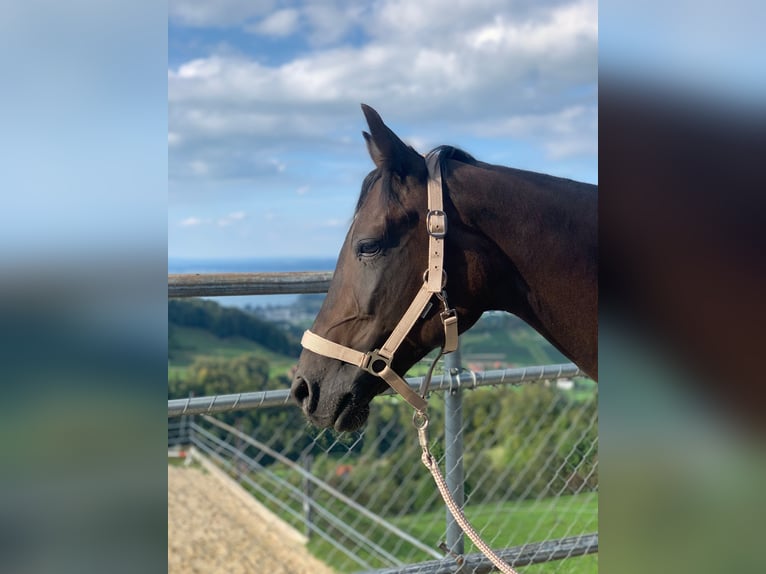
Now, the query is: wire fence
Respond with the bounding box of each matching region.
[167,273,598,573]
[168,367,597,573]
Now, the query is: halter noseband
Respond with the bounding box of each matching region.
[300,150,458,412]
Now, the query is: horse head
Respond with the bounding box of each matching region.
[291,105,494,431]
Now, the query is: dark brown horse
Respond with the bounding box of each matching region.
[292,105,597,431]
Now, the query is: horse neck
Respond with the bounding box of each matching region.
[448,160,598,375]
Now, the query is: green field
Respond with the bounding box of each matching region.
[227,455,597,574]
[301,492,598,573]
[460,325,568,366]
[169,324,297,379]
[393,494,598,574]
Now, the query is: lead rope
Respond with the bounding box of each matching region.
[414,411,519,574]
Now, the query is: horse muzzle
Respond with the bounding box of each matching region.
[290,368,378,432]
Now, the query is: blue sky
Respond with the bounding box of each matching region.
[169,0,598,260]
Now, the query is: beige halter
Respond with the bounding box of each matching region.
[300,150,458,412]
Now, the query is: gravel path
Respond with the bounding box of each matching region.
[169,462,336,574]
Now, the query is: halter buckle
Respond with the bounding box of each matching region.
[440,307,457,325]
[426,210,447,239]
[362,350,392,376]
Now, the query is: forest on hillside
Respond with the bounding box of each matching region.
[168,298,302,358]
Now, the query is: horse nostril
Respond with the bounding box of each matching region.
[291,376,312,410]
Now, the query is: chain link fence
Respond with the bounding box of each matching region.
[168,275,597,573]
[168,366,597,573]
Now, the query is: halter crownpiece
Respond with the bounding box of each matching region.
[300,149,458,412]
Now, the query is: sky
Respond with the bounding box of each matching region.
[168,0,598,260]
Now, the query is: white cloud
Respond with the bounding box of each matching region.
[180,212,247,228]
[469,105,598,159]
[467,1,597,56]
[247,8,300,37]
[170,2,595,109]
[471,105,589,137]
[303,2,365,46]
[180,216,203,227]
[169,0,597,181]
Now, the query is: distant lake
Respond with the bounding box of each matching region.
[168,257,336,309]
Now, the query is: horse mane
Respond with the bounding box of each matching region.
[428,145,478,168]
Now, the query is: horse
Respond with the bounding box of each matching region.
[292,105,597,432]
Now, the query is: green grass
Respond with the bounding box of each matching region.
[393,493,597,547]
[239,468,598,574]
[304,492,597,573]
[404,319,570,376]
[524,553,597,574]
[392,493,597,573]
[458,325,568,367]
[191,456,597,573]
[168,325,297,378]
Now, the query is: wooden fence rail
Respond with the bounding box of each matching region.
[168,271,334,298]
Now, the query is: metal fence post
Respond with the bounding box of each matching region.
[444,341,465,556]
[178,393,190,446]
[182,392,192,445]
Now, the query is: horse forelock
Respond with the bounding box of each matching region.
[354,170,382,216]
[354,169,409,220]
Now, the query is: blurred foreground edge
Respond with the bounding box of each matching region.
[599,79,766,436]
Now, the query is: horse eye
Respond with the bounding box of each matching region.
[356,239,382,258]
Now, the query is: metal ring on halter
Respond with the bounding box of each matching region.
[362,350,391,376]
[413,411,429,429]
[422,268,447,288]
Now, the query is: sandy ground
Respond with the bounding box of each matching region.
[168,461,336,574]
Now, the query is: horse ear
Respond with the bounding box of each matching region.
[362,130,385,168]
[361,104,422,175]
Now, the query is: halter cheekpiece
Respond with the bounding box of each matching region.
[300,149,458,412]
